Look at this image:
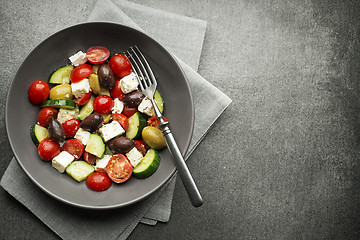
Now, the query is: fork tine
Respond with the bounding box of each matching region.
[132,46,157,88]
[129,46,157,89]
[125,50,146,91]
[125,50,147,90]
[129,48,151,88]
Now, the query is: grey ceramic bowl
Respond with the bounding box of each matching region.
[6,22,194,209]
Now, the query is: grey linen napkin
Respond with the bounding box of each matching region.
[1,0,232,239]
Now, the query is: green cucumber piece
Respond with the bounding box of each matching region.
[154,90,164,113]
[85,134,105,158]
[104,145,114,155]
[133,149,160,179]
[49,65,73,84]
[40,99,76,109]
[78,96,94,120]
[66,161,94,182]
[30,124,50,145]
[99,87,111,96]
[126,112,147,139]
[74,104,80,119]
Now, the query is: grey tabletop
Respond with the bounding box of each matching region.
[1,0,360,239]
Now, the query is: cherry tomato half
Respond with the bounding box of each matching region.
[134,140,147,156]
[70,64,93,83]
[38,138,61,161]
[62,119,80,139]
[86,172,112,191]
[62,139,84,160]
[122,105,138,118]
[106,154,133,183]
[38,107,58,128]
[74,91,92,105]
[109,54,132,79]
[93,95,114,114]
[83,151,97,165]
[112,113,129,131]
[86,46,110,65]
[28,80,50,105]
[147,116,168,128]
[110,79,125,100]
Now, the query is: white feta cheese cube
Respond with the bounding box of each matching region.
[120,73,139,94]
[126,147,144,167]
[95,155,112,173]
[69,51,87,66]
[74,128,91,145]
[99,121,125,142]
[52,151,75,173]
[138,97,155,116]
[71,78,90,98]
[57,108,77,124]
[112,98,124,114]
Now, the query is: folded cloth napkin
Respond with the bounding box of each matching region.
[1,0,232,239]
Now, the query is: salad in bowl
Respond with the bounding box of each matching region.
[28,46,167,192]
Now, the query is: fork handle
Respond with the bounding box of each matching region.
[159,124,203,207]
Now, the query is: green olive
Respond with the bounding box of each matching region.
[49,84,73,100]
[142,126,166,150]
[89,74,101,94]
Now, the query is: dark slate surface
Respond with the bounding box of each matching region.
[1,0,360,239]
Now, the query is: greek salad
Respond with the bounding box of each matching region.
[27,46,167,192]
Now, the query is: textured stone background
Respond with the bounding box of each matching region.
[1,0,360,239]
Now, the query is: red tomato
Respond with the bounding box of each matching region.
[110,79,125,100]
[74,91,92,105]
[147,116,168,128]
[134,140,147,156]
[62,119,80,139]
[106,154,133,183]
[70,64,93,83]
[28,80,49,105]
[122,105,138,118]
[83,151,97,165]
[93,95,114,114]
[112,113,129,130]
[38,107,58,127]
[62,139,84,160]
[86,172,111,191]
[86,46,110,65]
[38,138,61,161]
[109,54,132,78]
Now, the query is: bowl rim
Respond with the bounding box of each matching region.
[5,22,195,209]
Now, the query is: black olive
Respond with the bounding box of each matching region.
[123,90,144,107]
[80,113,104,132]
[108,137,136,154]
[48,118,66,142]
[98,63,116,89]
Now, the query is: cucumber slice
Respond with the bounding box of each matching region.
[99,87,111,96]
[40,99,76,109]
[49,65,74,84]
[154,90,164,113]
[85,134,105,158]
[133,149,160,179]
[66,161,94,182]
[74,104,80,119]
[78,96,94,120]
[126,112,147,139]
[104,145,114,156]
[30,124,50,145]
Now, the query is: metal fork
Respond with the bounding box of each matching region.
[126,46,203,207]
